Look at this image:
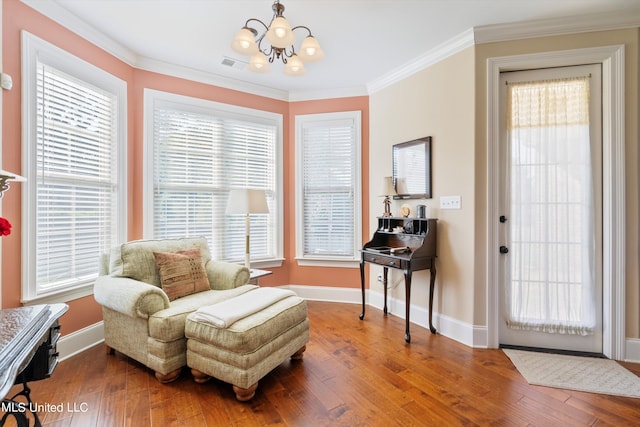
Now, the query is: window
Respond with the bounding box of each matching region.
[295,111,362,265]
[144,90,282,265]
[22,32,127,303]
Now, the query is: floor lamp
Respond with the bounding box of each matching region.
[226,189,269,269]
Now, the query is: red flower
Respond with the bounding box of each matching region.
[0,217,11,236]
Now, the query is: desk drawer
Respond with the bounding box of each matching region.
[363,253,402,268]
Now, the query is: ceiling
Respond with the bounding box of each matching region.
[25,0,640,99]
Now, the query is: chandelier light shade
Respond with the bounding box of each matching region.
[231,28,259,56]
[248,51,271,73]
[284,54,305,76]
[299,36,324,62]
[231,0,324,76]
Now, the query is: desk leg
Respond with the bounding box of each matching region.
[428,263,437,334]
[3,382,42,427]
[1,399,29,427]
[359,259,366,320]
[404,270,412,343]
[383,267,388,315]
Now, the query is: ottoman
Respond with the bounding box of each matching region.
[185,288,310,401]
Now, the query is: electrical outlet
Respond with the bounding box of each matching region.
[440,195,461,210]
[0,73,13,90]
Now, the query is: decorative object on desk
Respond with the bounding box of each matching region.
[0,168,25,198]
[417,204,426,218]
[380,176,396,217]
[226,189,270,269]
[0,217,11,236]
[392,137,432,199]
[231,0,324,76]
[390,246,411,254]
[400,204,411,217]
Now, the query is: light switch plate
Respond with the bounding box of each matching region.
[440,195,461,209]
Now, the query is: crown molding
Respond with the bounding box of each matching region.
[474,9,640,45]
[21,0,295,101]
[20,1,640,101]
[366,10,640,94]
[135,56,291,101]
[21,0,139,66]
[367,28,475,94]
[288,85,370,102]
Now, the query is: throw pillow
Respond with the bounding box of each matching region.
[153,248,210,301]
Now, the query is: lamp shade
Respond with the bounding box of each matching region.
[380,176,395,196]
[248,52,271,73]
[231,27,259,55]
[284,54,306,76]
[0,169,25,182]
[265,16,295,48]
[298,36,324,62]
[226,189,269,215]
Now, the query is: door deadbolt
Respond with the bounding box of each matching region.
[499,246,509,254]
[499,215,508,223]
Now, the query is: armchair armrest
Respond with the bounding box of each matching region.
[94,276,170,319]
[205,261,250,290]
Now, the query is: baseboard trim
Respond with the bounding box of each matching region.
[288,285,487,348]
[58,321,104,361]
[625,338,640,362]
[60,286,639,363]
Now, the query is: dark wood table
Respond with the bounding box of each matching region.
[360,217,437,343]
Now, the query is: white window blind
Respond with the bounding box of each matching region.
[148,93,280,263]
[296,112,361,262]
[22,30,126,303]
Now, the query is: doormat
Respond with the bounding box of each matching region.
[503,349,640,398]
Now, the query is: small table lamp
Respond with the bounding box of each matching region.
[0,169,25,198]
[380,176,396,217]
[226,189,269,269]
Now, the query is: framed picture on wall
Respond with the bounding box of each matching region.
[392,136,432,199]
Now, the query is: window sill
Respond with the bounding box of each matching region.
[22,283,94,306]
[250,258,284,269]
[295,258,360,269]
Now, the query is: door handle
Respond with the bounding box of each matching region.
[499,215,508,223]
[499,246,509,254]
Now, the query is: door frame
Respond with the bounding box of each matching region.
[486,45,626,360]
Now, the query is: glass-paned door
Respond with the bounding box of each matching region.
[498,64,603,353]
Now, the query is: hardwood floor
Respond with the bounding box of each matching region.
[4,301,640,426]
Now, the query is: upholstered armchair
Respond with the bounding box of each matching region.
[94,237,252,383]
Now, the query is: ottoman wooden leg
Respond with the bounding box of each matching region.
[191,369,211,384]
[233,383,258,402]
[291,345,306,360]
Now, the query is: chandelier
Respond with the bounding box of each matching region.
[231,0,324,76]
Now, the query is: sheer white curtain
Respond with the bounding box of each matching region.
[506,76,596,336]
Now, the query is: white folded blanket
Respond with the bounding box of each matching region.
[192,287,297,328]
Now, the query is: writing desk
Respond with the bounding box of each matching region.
[360,217,437,343]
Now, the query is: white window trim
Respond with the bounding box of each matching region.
[142,89,284,267]
[21,31,128,304]
[294,111,362,268]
